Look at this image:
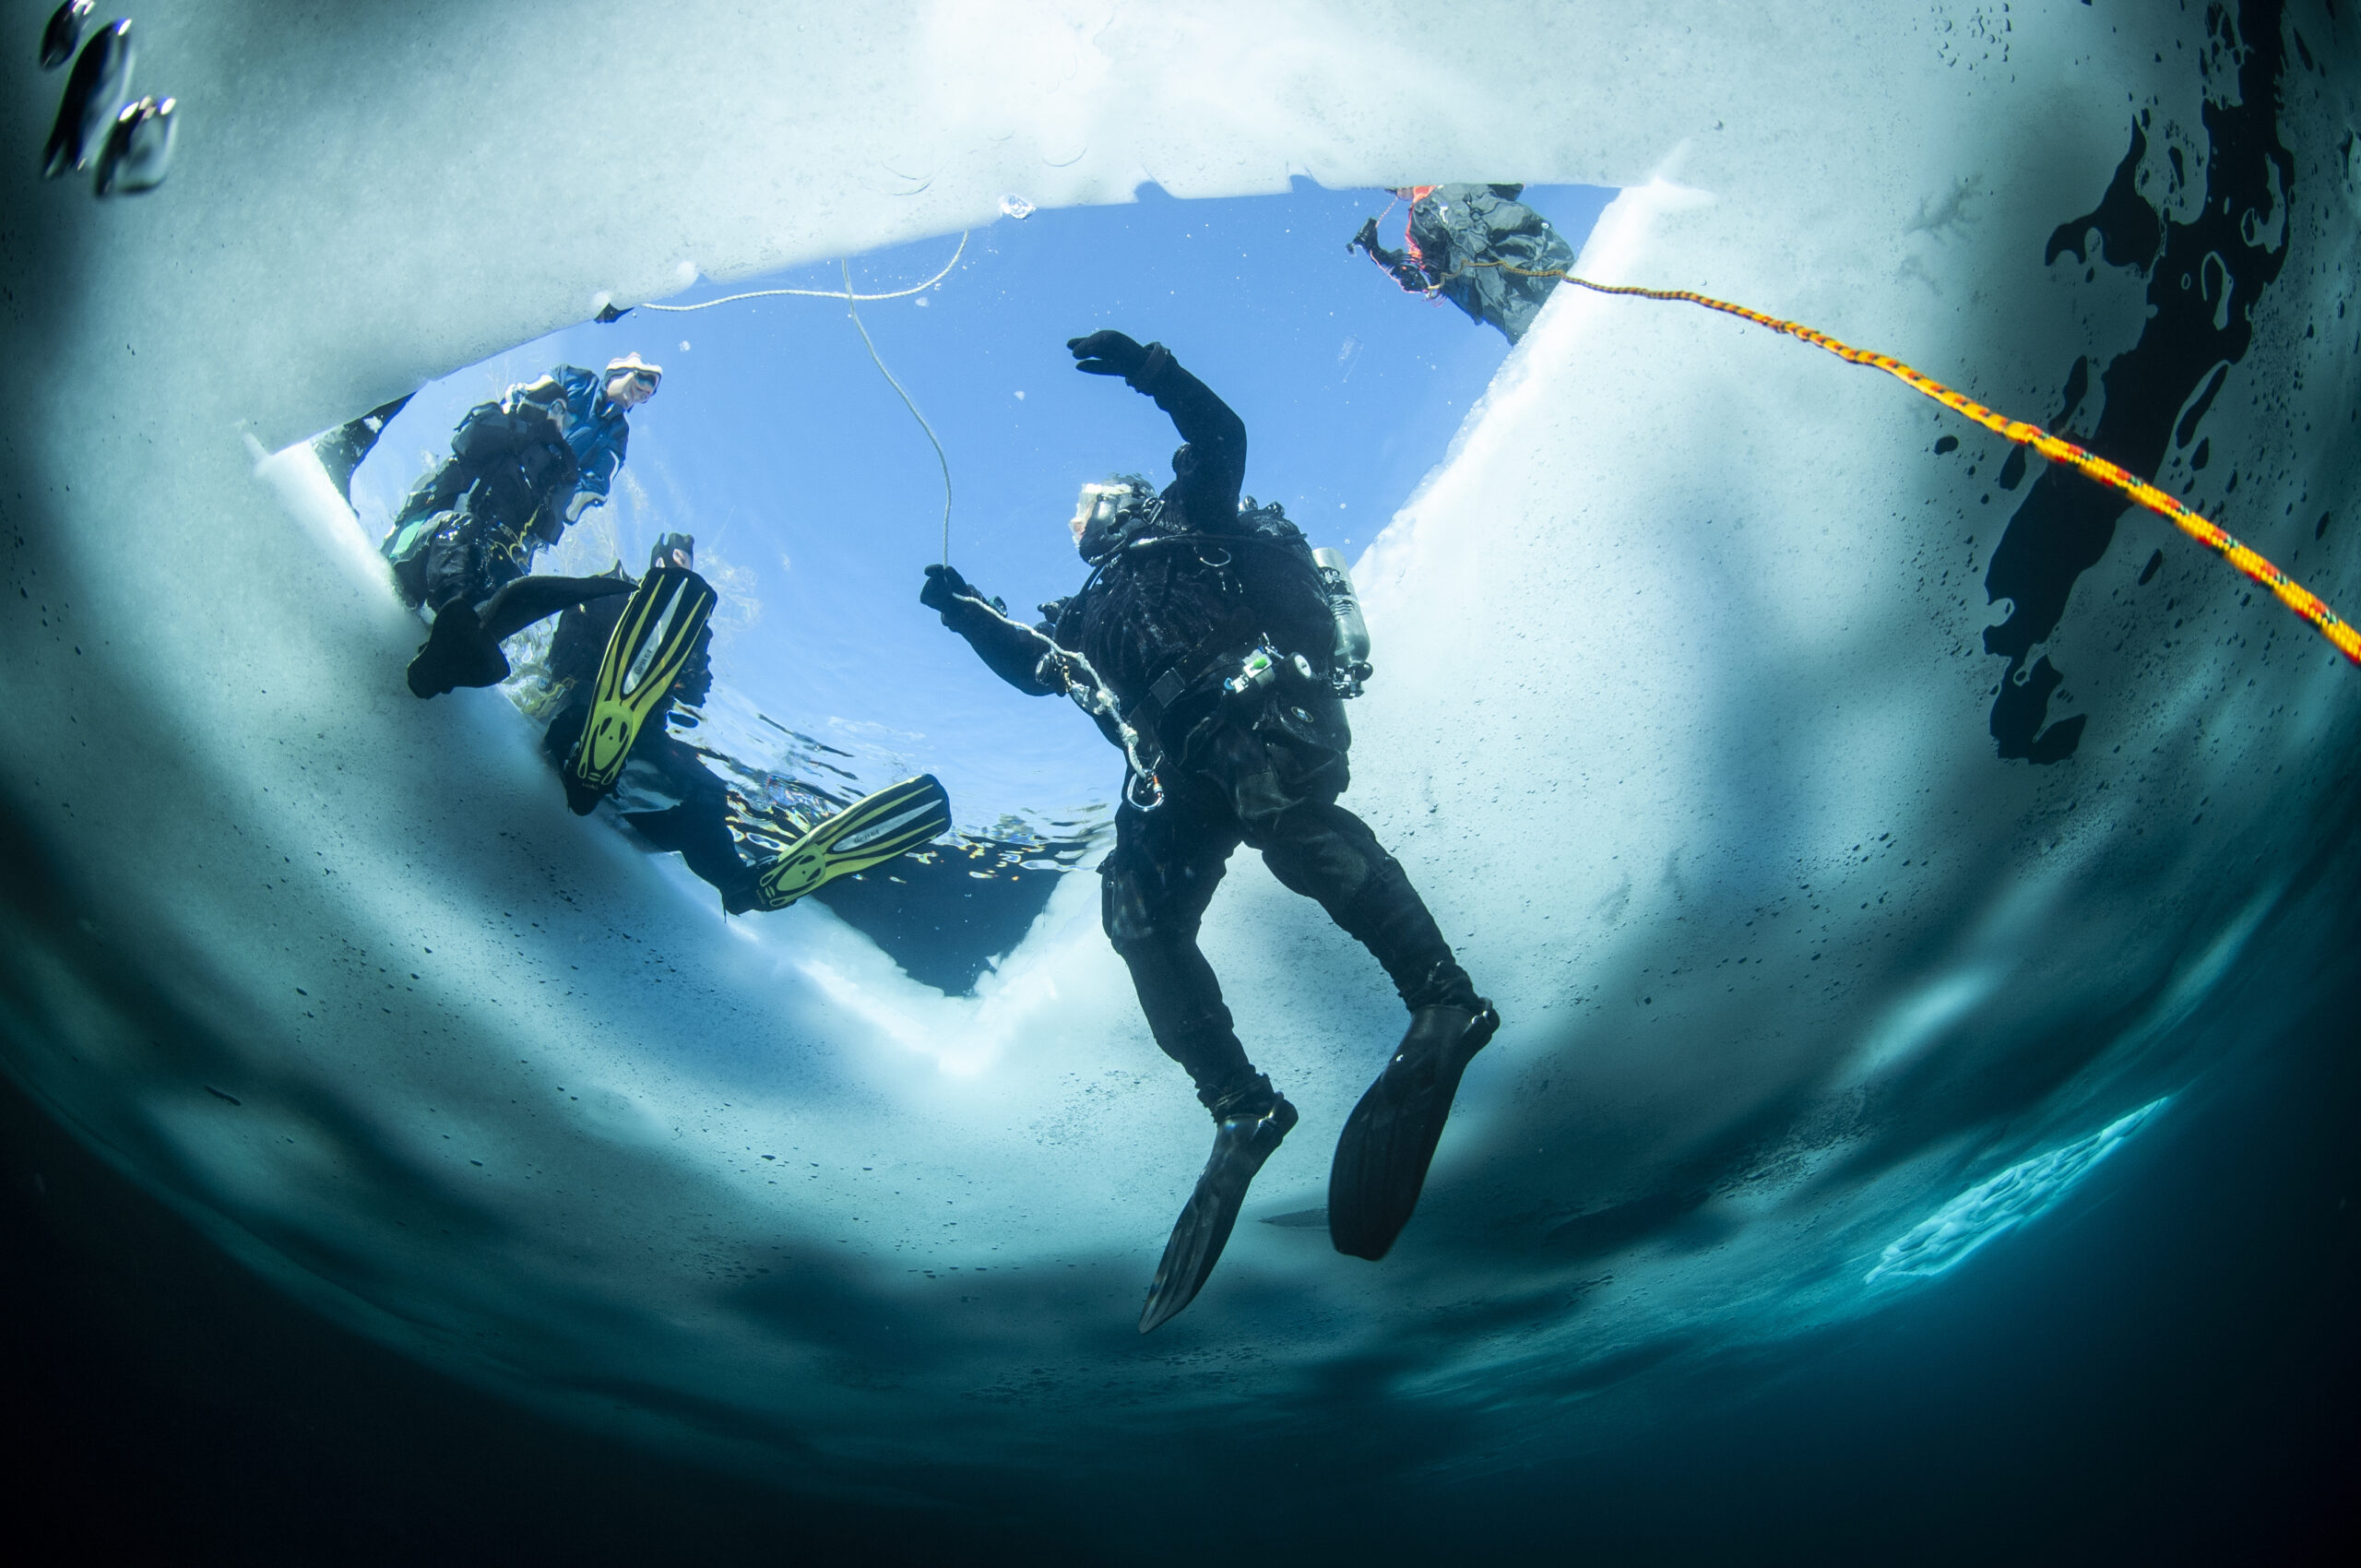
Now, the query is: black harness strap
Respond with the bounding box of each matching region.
[1118,602,1264,737]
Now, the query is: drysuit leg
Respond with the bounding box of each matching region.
[1100,801,1272,1116]
[619,738,754,899]
[547,713,754,901]
[421,521,493,612]
[1261,804,1477,1011]
[622,801,752,896]
[1200,716,1477,1013]
[421,515,531,612]
[541,701,587,769]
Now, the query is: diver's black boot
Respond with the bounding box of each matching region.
[1328,1000,1500,1261]
[1139,1091,1299,1334]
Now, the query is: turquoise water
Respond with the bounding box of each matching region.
[4,1,2356,1560]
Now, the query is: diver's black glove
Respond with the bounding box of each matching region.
[920,562,978,614]
[1349,217,1379,255]
[1066,330,1149,379]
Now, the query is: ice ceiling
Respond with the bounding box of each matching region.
[3,0,2357,1534]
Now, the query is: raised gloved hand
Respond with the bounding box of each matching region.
[1348,216,1379,255]
[564,491,599,524]
[920,562,978,614]
[1066,330,1148,379]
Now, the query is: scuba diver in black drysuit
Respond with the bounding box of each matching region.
[378,382,576,612]
[1349,184,1575,344]
[921,331,1497,1331]
[535,533,760,911]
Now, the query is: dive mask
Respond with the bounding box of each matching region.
[605,351,663,389]
[1072,480,1158,563]
[1073,482,1124,562]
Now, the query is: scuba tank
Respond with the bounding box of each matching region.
[1311,547,1373,697]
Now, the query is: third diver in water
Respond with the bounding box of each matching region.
[921,330,1496,1331]
[536,532,755,906]
[529,533,954,919]
[1350,184,1574,344]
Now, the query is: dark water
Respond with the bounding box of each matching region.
[5,913,2355,1564]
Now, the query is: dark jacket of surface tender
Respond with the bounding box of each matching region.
[1370,183,1573,342]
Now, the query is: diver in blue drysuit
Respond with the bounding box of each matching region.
[380,352,660,611]
[920,331,1498,1331]
[526,356,647,522]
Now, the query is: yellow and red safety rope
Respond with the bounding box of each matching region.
[1475,260,2361,667]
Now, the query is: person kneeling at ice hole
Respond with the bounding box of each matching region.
[382,353,661,615]
[1349,184,1573,344]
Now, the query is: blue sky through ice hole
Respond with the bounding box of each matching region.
[350,180,1611,842]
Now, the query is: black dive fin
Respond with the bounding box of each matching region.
[407,576,640,698]
[1326,1001,1499,1261]
[747,776,952,912]
[1139,1097,1299,1334]
[478,572,635,643]
[563,566,717,814]
[407,600,508,698]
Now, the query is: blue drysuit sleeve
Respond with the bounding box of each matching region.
[552,365,630,505]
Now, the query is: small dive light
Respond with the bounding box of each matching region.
[1226,643,1280,696]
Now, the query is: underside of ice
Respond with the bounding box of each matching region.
[3,0,2356,1523]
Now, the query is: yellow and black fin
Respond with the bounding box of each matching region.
[563,565,716,814]
[750,775,953,912]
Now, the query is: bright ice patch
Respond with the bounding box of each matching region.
[1867,1099,2171,1283]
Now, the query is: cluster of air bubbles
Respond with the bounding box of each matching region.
[998,194,1036,220]
[39,3,177,197]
